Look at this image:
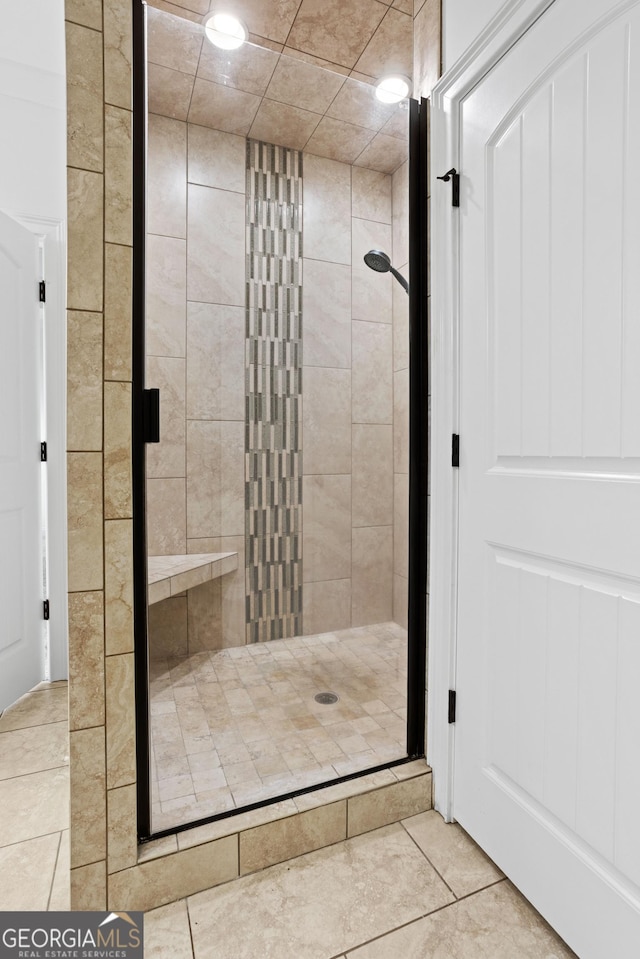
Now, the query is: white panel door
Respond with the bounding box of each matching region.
[0,211,44,709]
[456,1,640,956]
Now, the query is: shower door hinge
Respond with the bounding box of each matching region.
[448,689,457,724]
[43,599,50,621]
[40,441,47,462]
[39,280,46,303]
[437,168,460,207]
[452,434,460,468]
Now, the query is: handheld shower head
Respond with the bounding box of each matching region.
[363,249,392,273]
[363,249,409,294]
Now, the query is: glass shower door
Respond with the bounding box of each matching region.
[134,0,422,837]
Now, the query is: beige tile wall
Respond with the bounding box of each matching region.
[145,126,401,644]
[65,0,136,909]
[145,115,247,655]
[302,156,395,633]
[65,0,440,911]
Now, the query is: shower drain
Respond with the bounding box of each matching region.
[314,691,339,705]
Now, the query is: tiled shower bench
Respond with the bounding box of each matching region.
[147,552,238,605]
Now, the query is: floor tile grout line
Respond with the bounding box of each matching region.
[445,876,506,906]
[46,830,64,911]
[185,898,197,959]
[0,827,69,853]
[329,877,508,959]
[169,825,510,959]
[0,761,70,786]
[399,818,509,907]
[0,716,68,733]
[0,718,68,735]
[399,817,458,900]
[326,910,438,959]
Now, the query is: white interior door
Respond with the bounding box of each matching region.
[455,0,640,956]
[0,210,44,709]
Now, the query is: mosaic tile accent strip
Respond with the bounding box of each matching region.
[245,139,303,643]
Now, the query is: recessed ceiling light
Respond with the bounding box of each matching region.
[204,12,247,50]
[375,76,410,104]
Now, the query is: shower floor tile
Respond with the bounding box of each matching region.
[150,622,407,831]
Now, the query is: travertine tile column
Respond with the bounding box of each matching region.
[65,0,136,908]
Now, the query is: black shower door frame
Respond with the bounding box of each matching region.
[131,0,429,841]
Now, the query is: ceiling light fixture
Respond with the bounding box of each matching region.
[375,75,410,104]
[204,12,247,50]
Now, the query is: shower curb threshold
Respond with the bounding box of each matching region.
[114,761,432,912]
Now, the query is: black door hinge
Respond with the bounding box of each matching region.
[39,280,46,303]
[43,599,50,621]
[452,434,460,468]
[143,389,161,443]
[437,168,460,207]
[448,689,457,724]
[40,442,47,462]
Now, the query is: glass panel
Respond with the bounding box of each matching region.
[143,4,411,833]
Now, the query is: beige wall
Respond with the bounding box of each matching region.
[65,0,440,911]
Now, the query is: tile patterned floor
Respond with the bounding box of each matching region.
[0,677,578,959]
[0,682,70,910]
[145,812,577,959]
[150,623,408,832]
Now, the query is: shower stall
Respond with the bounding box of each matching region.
[133,2,427,837]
